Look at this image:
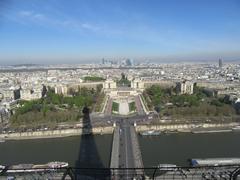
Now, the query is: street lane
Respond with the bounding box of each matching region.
[118,120,136,179]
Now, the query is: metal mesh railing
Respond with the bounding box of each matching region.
[1,165,240,179]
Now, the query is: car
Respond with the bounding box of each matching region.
[7,176,15,180]
[148,116,153,119]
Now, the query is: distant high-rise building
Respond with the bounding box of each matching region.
[125,58,134,66]
[130,59,134,66]
[102,58,105,65]
[219,58,223,68]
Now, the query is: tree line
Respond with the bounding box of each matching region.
[144,85,237,117]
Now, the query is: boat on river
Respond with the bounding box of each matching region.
[191,158,240,166]
[140,130,161,136]
[0,161,69,173]
[232,126,240,131]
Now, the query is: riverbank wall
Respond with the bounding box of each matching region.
[135,122,240,132]
[0,126,114,140]
[1,122,239,141]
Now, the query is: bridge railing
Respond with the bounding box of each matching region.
[1,165,240,179]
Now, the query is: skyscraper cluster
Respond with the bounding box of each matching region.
[219,58,223,68]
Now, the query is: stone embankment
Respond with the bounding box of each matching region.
[135,122,240,133]
[0,126,114,140]
[1,122,239,141]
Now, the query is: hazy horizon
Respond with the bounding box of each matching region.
[0,57,240,66]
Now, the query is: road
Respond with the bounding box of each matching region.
[104,98,113,115]
[135,96,145,115]
[117,119,137,179]
[90,114,153,127]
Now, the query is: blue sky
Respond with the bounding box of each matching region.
[0,0,240,64]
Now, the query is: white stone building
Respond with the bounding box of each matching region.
[131,78,144,90]
[104,79,117,89]
[177,80,194,95]
[54,85,68,95]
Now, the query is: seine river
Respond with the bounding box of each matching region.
[1,132,240,167]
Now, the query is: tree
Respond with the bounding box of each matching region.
[84,76,105,82]
[41,85,48,98]
[96,84,103,93]
[235,102,240,114]
[121,73,126,80]
[211,99,223,107]
[68,87,76,96]
[155,106,161,113]
[42,102,49,117]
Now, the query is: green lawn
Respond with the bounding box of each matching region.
[129,102,136,112]
[84,76,105,82]
[112,102,119,112]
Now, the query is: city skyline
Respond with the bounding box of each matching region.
[0,0,240,64]
[1,1,240,178]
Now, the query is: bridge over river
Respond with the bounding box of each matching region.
[110,119,144,179]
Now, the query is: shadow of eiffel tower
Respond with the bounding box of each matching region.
[74,106,110,179]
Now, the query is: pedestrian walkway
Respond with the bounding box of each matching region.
[135,95,145,115]
[119,100,129,115]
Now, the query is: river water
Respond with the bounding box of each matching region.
[0,135,112,167]
[1,132,240,167]
[139,132,240,167]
